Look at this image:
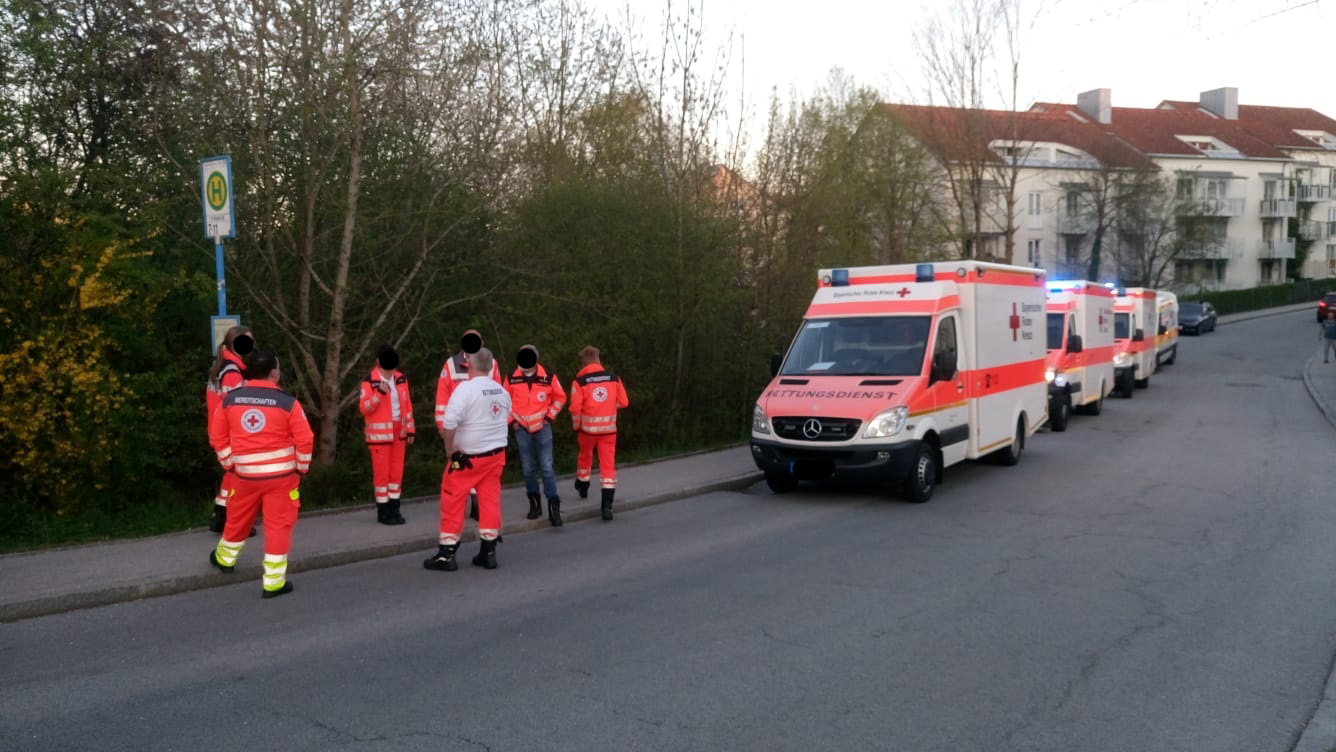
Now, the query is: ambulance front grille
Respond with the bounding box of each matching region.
[772,417,862,442]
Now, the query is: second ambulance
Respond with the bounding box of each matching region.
[1113,286,1157,394]
[1043,280,1115,431]
[750,261,1047,503]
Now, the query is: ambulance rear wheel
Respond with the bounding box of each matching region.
[765,472,798,494]
[1050,395,1070,432]
[1135,376,1149,389]
[1082,386,1104,416]
[994,418,1025,466]
[901,442,938,503]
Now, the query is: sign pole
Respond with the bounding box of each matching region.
[214,236,227,317]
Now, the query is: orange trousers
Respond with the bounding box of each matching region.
[368,439,407,503]
[576,432,617,489]
[438,452,505,544]
[223,474,302,555]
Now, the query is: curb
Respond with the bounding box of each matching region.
[0,471,763,623]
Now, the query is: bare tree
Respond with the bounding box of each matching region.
[1113,175,1214,288]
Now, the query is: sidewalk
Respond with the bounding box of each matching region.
[0,445,761,622]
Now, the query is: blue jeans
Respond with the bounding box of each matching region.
[514,423,558,499]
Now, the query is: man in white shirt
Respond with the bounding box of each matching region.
[424,347,512,572]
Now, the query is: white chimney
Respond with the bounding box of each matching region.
[1200,87,1238,120]
[1077,89,1112,124]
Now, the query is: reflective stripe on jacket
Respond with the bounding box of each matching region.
[205,352,246,418]
[435,352,501,432]
[504,364,566,433]
[569,363,628,434]
[209,379,316,478]
[360,367,415,443]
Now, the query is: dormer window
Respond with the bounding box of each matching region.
[1175,134,1239,156]
[1295,129,1336,149]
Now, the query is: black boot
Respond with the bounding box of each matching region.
[209,504,227,533]
[547,496,563,527]
[601,488,615,521]
[386,498,406,525]
[472,538,498,569]
[376,503,391,524]
[423,543,460,571]
[574,479,590,499]
[525,493,542,520]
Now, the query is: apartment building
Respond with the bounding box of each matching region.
[884,88,1336,292]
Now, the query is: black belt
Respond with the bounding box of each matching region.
[464,446,505,459]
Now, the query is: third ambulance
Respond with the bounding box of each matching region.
[1044,280,1115,431]
[750,261,1047,503]
[1113,287,1157,394]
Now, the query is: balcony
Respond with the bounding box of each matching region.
[1182,238,1243,260]
[1259,198,1297,218]
[1299,221,1329,241]
[1298,184,1332,203]
[1258,238,1297,259]
[1057,212,1093,235]
[1177,196,1245,217]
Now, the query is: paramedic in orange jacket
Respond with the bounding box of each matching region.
[435,329,500,520]
[424,347,511,572]
[569,345,629,521]
[360,345,415,525]
[205,326,255,534]
[207,349,314,599]
[504,344,566,526]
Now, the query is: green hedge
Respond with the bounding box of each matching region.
[1183,280,1332,316]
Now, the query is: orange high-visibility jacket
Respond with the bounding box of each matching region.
[210,379,315,479]
[504,364,566,433]
[569,363,628,434]
[205,350,247,418]
[435,352,501,432]
[359,367,415,443]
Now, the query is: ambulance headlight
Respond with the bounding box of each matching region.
[863,406,908,438]
[752,404,771,435]
[1045,368,1055,383]
[1113,352,1131,367]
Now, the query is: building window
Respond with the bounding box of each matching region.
[1027,239,1041,265]
[1065,191,1079,217]
[1028,192,1041,216]
[1064,235,1081,265]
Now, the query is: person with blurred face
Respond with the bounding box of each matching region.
[504,344,566,526]
[435,329,501,521]
[360,345,415,525]
[205,325,256,536]
[569,346,629,521]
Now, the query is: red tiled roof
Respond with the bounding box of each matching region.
[881,103,1156,169]
[1234,105,1336,151]
[1030,102,1290,159]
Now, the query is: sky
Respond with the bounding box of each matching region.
[587,0,1334,152]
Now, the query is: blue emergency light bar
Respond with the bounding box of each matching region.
[915,263,933,282]
[831,269,849,287]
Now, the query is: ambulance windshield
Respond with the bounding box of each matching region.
[1046,313,1065,350]
[780,316,929,376]
[1114,313,1130,339]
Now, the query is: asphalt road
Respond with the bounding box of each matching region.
[4,310,1336,751]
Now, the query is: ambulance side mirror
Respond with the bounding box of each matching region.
[930,351,957,383]
[1132,328,1144,342]
[769,353,782,377]
[1066,334,1083,354]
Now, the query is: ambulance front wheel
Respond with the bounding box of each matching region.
[1135,375,1149,389]
[901,442,938,503]
[1049,394,1071,432]
[765,471,798,494]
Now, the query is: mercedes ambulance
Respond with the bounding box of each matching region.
[750,261,1048,503]
[1044,280,1115,432]
[1155,290,1179,366]
[1113,287,1157,394]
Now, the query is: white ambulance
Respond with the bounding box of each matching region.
[1155,290,1179,366]
[750,261,1048,503]
[1113,287,1157,394]
[1043,280,1116,431]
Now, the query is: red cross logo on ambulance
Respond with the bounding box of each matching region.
[1009,303,1022,341]
[592,386,609,403]
[241,409,266,434]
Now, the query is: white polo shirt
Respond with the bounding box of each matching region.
[443,375,511,454]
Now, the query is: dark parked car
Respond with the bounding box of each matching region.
[1318,292,1336,322]
[1178,301,1217,335]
